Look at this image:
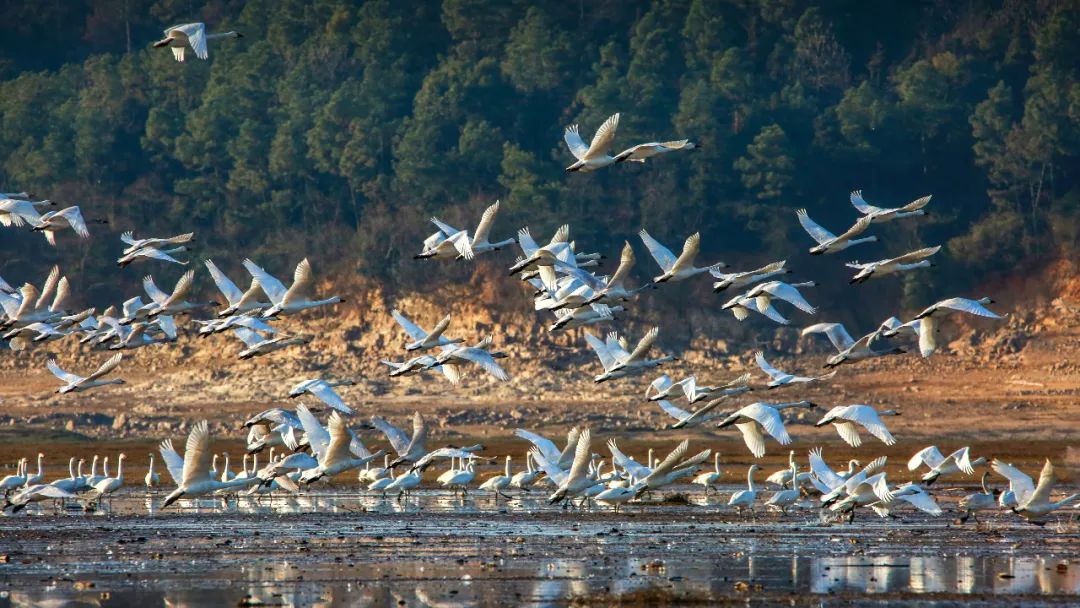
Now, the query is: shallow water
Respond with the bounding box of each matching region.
[2,487,1079,606]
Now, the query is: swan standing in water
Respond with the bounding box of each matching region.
[47,353,125,394]
[479,456,514,501]
[510,453,540,491]
[23,453,45,487]
[766,452,801,514]
[0,459,27,495]
[815,405,899,447]
[728,465,761,513]
[692,453,723,495]
[639,230,724,284]
[145,454,160,488]
[958,472,999,523]
[154,23,243,62]
[85,453,126,507]
[563,113,621,172]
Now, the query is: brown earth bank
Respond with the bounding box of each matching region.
[0,260,1076,467]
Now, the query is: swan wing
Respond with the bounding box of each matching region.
[242,258,287,304]
[889,246,940,265]
[86,353,123,382]
[57,206,89,237]
[232,327,265,348]
[295,404,330,461]
[607,241,635,287]
[583,113,619,159]
[180,421,211,486]
[754,351,785,380]
[845,406,896,445]
[563,125,589,161]
[559,427,581,466]
[566,429,592,483]
[324,412,352,465]
[808,447,844,490]
[657,400,691,422]
[606,438,650,479]
[991,459,1034,503]
[795,209,835,244]
[370,417,411,456]
[917,315,937,357]
[833,421,863,447]
[516,227,539,257]
[176,22,208,59]
[282,258,314,304]
[47,359,83,384]
[404,412,427,455]
[849,190,886,215]
[734,422,767,458]
[759,281,816,314]
[36,266,60,310]
[472,200,499,245]
[165,270,195,305]
[307,382,353,415]
[648,439,689,479]
[752,299,790,325]
[514,429,560,463]
[584,332,617,371]
[897,484,942,514]
[452,347,510,381]
[802,323,855,351]
[834,215,874,241]
[158,439,184,486]
[1019,460,1054,507]
[949,447,977,475]
[625,327,659,363]
[743,404,790,444]
[430,216,461,238]
[529,447,566,485]
[638,229,677,272]
[669,233,700,273]
[391,309,428,341]
[907,445,944,471]
[647,374,672,398]
[900,194,932,212]
[935,297,1003,319]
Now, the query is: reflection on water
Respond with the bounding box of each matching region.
[2,488,1078,607]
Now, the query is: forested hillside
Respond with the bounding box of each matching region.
[1,0,1077,316]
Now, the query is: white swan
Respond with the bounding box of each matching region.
[0,197,53,227]
[548,428,593,504]
[796,210,876,254]
[632,441,711,497]
[639,230,724,283]
[613,138,696,163]
[957,472,999,523]
[913,296,1003,320]
[242,258,342,318]
[801,322,906,367]
[479,456,513,501]
[85,453,126,503]
[582,242,641,306]
[692,453,723,495]
[994,459,1079,521]
[117,245,191,267]
[295,406,383,484]
[868,482,942,518]
[850,190,932,223]
[847,246,940,283]
[587,328,676,383]
[441,458,476,496]
[427,338,510,381]
[515,427,581,470]
[550,304,624,331]
[141,271,214,318]
[716,400,816,458]
[391,309,462,352]
[657,397,731,430]
[48,353,125,394]
[154,23,243,62]
[711,260,790,293]
[5,484,75,513]
[32,206,96,246]
[385,470,421,500]
[233,328,311,360]
[728,465,761,513]
[23,453,44,487]
[288,379,355,415]
[881,316,937,357]
[160,421,262,508]
[510,452,540,490]
[563,113,621,172]
[430,200,516,260]
[509,225,573,275]
[0,459,27,494]
[815,405,899,447]
[766,452,800,513]
[373,412,428,469]
[195,311,274,338]
[381,354,461,384]
[754,351,835,389]
[204,259,271,317]
[145,454,160,488]
[907,446,985,484]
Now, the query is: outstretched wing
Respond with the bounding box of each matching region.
[296,404,330,461]
[46,359,83,384]
[370,416,411,456]
[657,400,691,423]
[584,332,617,371]
[563,125,589,161]
[802,323,855,351]
[888,246,940,265]
[638,230,677,272]
[180,420,212,486]
[625,327,659,363]
[282,258,314,304]
[849,190,886,215]
[584,114,619,159]
[754,351,786,380]
[204,259,243,305]
[158,438,185,486]
[670,233,701,273]
[514,429,560,463]
[86,353,123,382]
[242,258,288,304]
[472,200,500,245]
[307,382,354,415]
[391,309,427,342]
[795,209,835,244]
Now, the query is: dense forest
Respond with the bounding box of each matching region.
[0,0,1077,317]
